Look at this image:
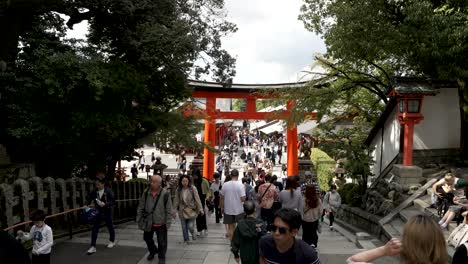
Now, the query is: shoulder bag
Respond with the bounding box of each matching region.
[138,191,163,231]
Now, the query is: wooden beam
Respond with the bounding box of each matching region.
[192,91,274,99]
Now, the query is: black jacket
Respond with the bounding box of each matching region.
[87,187,115,212]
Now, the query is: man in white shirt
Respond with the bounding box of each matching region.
[220,169,246,240]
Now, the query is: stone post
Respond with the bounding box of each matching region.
[391,164,423,187]
[43,177,58,214]
[29,177,45,212]
[14,179,32,223]
[0,183,16,228]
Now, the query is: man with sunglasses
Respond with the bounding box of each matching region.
[259,208,320,264]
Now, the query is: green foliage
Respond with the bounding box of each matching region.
[0,0,237,178]
[299,0,468,157]
[338,183,364,207]
[311,148,335,191]
[314,117,374,190]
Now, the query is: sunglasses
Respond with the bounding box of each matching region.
[271,225,289,235]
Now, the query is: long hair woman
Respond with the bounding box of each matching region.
[279,177,303,211]
[347,214,448,264]
[173,174,203,244]
[301,185,322,248]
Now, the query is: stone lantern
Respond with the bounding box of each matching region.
[387,77,439,167]
[387,77,439,186]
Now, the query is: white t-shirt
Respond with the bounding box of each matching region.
[210,182,221,193]
[20,224,54,255]
[97,189,105,199]
[220,180,245,215]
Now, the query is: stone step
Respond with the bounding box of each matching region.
[413,198,430,212]
[399,208,422,222]
[389,217,405,236]
[381,224,400,241]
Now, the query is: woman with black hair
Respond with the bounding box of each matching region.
[173,174,203,244]
[302,185,322,248]
[279,178,303,212]
[86,173,115,255]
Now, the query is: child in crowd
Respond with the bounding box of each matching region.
[17,210,53,264]
[231,200,266,264]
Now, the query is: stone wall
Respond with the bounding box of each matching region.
[335,205,383,238]
[0,177,147,229]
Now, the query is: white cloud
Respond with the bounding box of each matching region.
[63,0,326,84]
[222,0,326,83]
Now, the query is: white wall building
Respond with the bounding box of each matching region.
[366,86,461,178]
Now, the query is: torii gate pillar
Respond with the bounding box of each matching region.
[286,100,298,176]
[203,97,216,180]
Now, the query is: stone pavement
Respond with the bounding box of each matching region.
[50,211,398,264]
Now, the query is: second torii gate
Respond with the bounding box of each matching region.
[188,80,316,181]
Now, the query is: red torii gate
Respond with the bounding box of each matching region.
[188,80,316,181]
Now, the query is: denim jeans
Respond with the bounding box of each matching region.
[180,218,195,242]
[91,210,115,247]
[143,225,168,258]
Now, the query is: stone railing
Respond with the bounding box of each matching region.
[0,177,147,230]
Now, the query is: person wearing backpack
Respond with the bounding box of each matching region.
[231,201,266,264]
[173,174,203,245]
[136,175,173,262]
[323,184,341,230]
[210,173,223,223]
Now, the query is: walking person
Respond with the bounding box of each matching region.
[277,147,282,165]
[139,151,146,172]
[258,175,279,231]
[210,173,223,223]
[302,185,322,248]
[279,177,303,212]
[192,169,211,236]
[323,184,341,230]
[136,175,172,262]
[231,201,267,264]
[259,208,320,264]
[173,174,203,244]
[16,210,53,264]
[220,169,246,240]
[131,163,138,179]
[86,174,115,255]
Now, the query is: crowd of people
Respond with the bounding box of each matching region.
[6,149,468,264]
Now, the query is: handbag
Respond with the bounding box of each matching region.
[180,187,199,219]
[138,190,163,231]
[80,207,99,224]
[272,200,282,212]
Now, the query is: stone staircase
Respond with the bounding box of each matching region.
[381,168,468,258]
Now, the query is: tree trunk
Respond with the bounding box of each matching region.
[106,158,117,182]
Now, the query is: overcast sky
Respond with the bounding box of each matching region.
[66,0,325,84]
[222,0,325,83]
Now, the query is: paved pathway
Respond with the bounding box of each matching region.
[53,149,399,263]
[50,211,398,264]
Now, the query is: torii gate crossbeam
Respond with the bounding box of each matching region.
[188,80,316,181]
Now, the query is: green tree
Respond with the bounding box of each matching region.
[0,1,237,179]
[299,0,468,159]
[313,117,374,191]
